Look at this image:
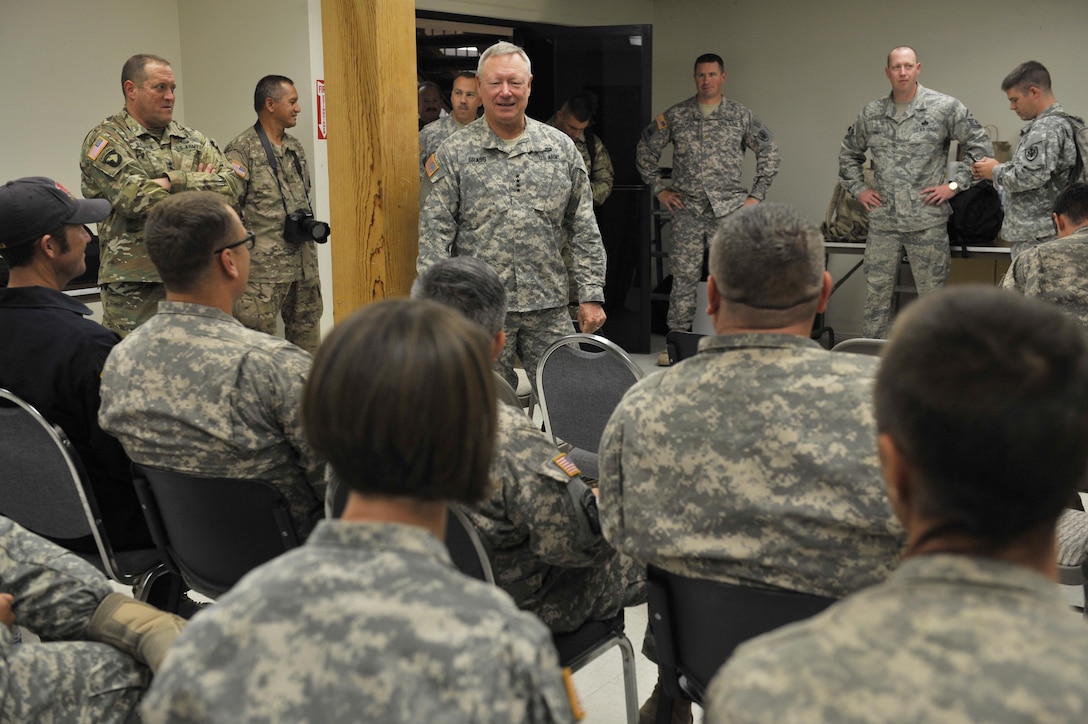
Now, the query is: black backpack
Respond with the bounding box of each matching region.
[947,180,1004,254]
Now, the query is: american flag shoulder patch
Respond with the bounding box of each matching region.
[230,160,249,179]
[87,136,109,161]
[425,154,440,178]
[655,114,668,131]
[552,454,581,478]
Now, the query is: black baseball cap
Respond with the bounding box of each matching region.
[0,177,111,250]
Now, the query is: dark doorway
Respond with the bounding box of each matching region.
[417,13,654,353]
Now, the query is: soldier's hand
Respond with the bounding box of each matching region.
[152,177,171,191]
[742,196,760,207]
[657,189,685,213]
[578,302,607,335]
[857,189,883,211]
[972,157,998,181]
[922,184,955,206]
[196,162,217,174]
[0,593,15,629]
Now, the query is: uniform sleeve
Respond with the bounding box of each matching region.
[515,621,576,724]
[271,347,327,503]
[993,120,1067,193]
[1001,253,1034,296]
[495,422,612,568]
[0,517,112,641]
[950,104,993,188]
[596,408,628,554]
[564,153,607,304]
[164,134,244,201]
[636,114,673,196]
[590,137,615,206]
[744,112,780,200]
[224,138,252,218]
[417,144,459,272]
[838,113,871,199]
[80,126,171,218]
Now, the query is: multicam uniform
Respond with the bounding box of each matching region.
[0,516,149,722]
[1002,223,1088,330]
[991,103,1080,260]
[636,96,780,332]
[98,301,325,538]
[226,126,323,354]
[464,402,646,634]
[598,333,904,597]
[705,555,1088,723]
[140,520,574,723]
[80,109,241,335]
[839,84,992,338]
[418,117,606,393]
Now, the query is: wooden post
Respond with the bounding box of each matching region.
[321,0,419,321]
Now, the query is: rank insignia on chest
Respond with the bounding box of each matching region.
[656,114,668,131]
[425,153,440,178]
[230,160,249,179]
[552,454,581,478]
[103,150,123,168]
[87,136,109,161]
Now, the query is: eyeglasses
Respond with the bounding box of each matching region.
[213,230,255,255]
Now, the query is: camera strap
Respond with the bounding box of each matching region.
[254,121,308,218]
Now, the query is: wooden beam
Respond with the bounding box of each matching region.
[321,0,419,322]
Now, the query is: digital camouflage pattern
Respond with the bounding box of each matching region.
[598,333,905,598]
[140,521,574,723]
[992,103,1080,257]
[464,402,647,634]
[636,96,780,331]
[839,84,992,338]
[0,516,149,722]
[226,126,322,353]
[80,110,242,284]
[418,116,606,313]
[705,555,1088,723]
[98,301,325,538]
[495,307,576,398]
[1002,224,1088,330]
[419,115,469,179]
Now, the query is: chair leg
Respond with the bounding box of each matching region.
[617,634,639,724]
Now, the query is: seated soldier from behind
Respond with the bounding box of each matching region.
[412,257,646,633]
[98,191,324,538]
[140,299,575,723]
[707,286,1088,723]
[0,177,150,552]
[1003,182,1088,330]
[0,514,183,722]
[599,203,905,722]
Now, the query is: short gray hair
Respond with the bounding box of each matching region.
[411,257,507,336]
[477,41,532,77]
[709,203,824,326]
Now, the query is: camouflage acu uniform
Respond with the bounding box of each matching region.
[419,115,469,177]
[636,97,780,332]
[1002,224,1088,330]
[0,516,149,722]
[80,109,241,335]
[464,402,646,634]
[598,334,905,598]
[98,301,325,538]
[226,126,323,354]
[140,520,574,723]
[418,117,606,393]
[992,103,1080,259]
[705,555,1088,723]
[547,114,615,304]
[840,84,992,338]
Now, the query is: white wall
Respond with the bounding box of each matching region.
[5,0,1088,337]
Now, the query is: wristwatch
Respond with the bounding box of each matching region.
[948,181,960,192]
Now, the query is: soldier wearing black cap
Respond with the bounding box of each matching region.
[0,176,151,552]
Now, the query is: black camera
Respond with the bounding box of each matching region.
[284,209,331,244]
